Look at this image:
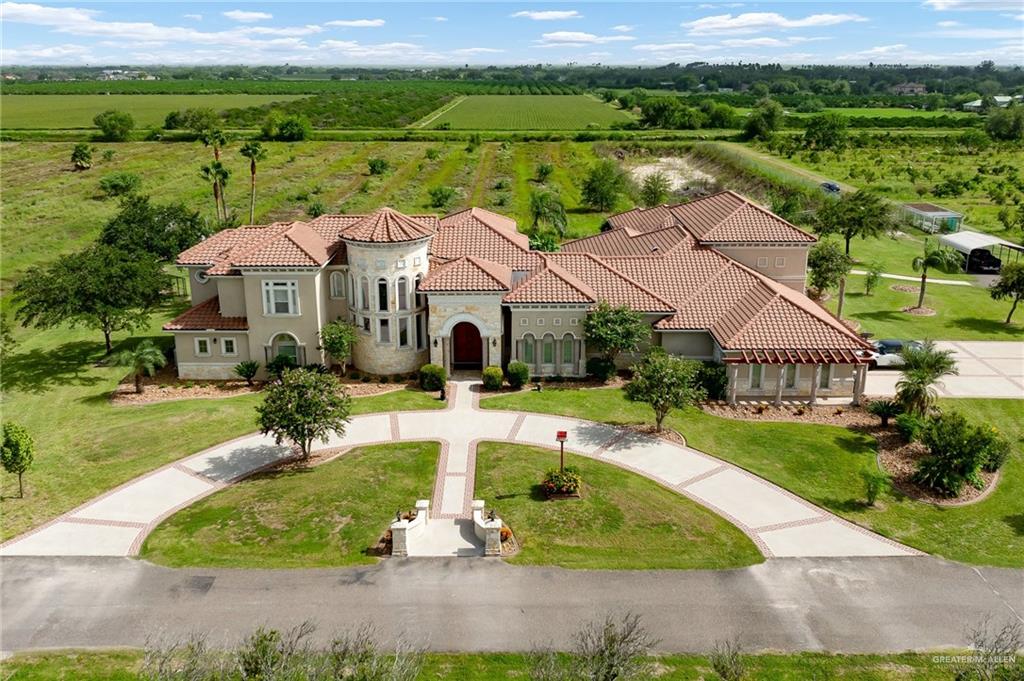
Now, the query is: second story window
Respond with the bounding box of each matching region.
[377,278,389,312]
[330,272,345,299]
[360,277,370,311]
[397,277,409,311]
[262,280,299,316]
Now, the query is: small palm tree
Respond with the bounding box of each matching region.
[896,340,958,415]
[911,239,962,310]
[115,340,167,394]
[529,189,567,237]
[867,399,902,427]
[239,141,267,224]
[901,339,958,378]
[895,369,939,416]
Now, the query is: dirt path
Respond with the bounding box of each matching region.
[410,96,466,129]
[716,142,857,193]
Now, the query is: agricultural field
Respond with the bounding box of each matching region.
[755,140,1024,236]
[425,95,635,130]
[0,94,307,129]
[0,139,635,292]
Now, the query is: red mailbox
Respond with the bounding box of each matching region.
[556,430,568,443]
[555,431,568,471]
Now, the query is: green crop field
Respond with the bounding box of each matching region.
[0,94,308,129]
[426,95,634,130]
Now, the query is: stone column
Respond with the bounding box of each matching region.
[852,364,866,406]
[774,365,785,407]
[481,335,489,367]
[728,364,740,405]
[441,336,450,373]
[809,364,822,405]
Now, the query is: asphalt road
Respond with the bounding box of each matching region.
[2,556,1021,654]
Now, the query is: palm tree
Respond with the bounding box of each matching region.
[199,163,221,219]
[911,239,963,309]
[200,161,232,222]
[115,340,167,394]
[199,128,229,219]
[895,340,958,415]
[529,189,567,236]
[239,141,267,224]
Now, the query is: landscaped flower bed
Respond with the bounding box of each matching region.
[541,467,582,499]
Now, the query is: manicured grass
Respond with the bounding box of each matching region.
[427,95,633,130]
[141,441,438,568]
[827,274,1023,340]
[0,94,307,129]
[1,648,962,680]
[475,442,762,569]
[0,308,441,542]
[481,389,1024,567]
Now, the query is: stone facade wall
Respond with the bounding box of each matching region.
[428,294,503,370]
[508,305,589,376]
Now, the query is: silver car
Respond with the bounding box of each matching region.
[867,339,923,369]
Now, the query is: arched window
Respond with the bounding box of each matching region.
[359,277,370,311]
[330,272,345,299]
[415,274,424,308]
[522,334,535,364]
[270,333,298,362]
[396,277,409,311]
[377,278,389,312]
[542,334,555,365]
[561,333,575,365]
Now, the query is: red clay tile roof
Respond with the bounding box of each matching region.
[229,222,330,270]
[544,252,674,312]
[419,256,512,292]
[602,191,814,244]
[560,225,690,257]
[503,257,596,305]
[163,297,248,331]
[433,208,538,271]
[338,207,437,243]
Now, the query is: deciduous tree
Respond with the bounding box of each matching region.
[257,369,352,459]
[2,422,35,498]
[320,320,358,373]
[99,194,211,261]
[807,241,853,315]
[626,349,706,431]
[639,172,671,208]
[581,159,627,212]
[989,262,1024,324]
[583,301,649,363]
[93,110,134,142]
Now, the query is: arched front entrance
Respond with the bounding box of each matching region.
[451,321,483,370]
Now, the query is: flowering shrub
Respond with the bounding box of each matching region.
[541,467,582,496]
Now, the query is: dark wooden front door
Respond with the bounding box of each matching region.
[452,322,483,369]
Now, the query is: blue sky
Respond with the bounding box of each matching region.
[2,1,1022,66]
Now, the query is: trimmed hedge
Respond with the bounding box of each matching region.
[419,364,447,391]
[506,361,530,389]
[482,366,504,391]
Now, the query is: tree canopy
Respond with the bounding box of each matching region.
[814,190,894,256]
[807,241,853,296]
[989,262,1024,324]
[99,194,212,261]
[93,109,135,142]
[625,349,706,431]
[13,243,168,353]
[2,422,35,498]
[583,301,649,362]
[581,159,627,212]
[742,97,783,140]
[257,368,352,459]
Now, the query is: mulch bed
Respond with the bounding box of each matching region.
[891,284,920,293]
[618,423,688,447]
[500,527,521,557]
[483,375,628,396]
[110,365,411,405]
[902,305,936,316]
[702,401,878,428]
[875,429,998,506]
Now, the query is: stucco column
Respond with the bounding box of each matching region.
[809,364,821,406]
[554,338,562,375]
[727,364,739,405]
[578,338,586,376]
[774,365,785,407]
[533,337,540,375]
[852,363,866,406]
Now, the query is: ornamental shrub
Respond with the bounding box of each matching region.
[506,361,530,389]
[696,361,729,401]
[979,425,1011,473]
[266,354,297,380]
[419,363,447,391]
[482,366,504,391]
[99,171,142,198]
[867,399,903,428]
[541,466,582,496]
[914,411,991,497]
[895,412,925,442]
[233,360,260,386]
[586,356,617,383]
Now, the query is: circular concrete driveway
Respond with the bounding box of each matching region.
[865,341,1024,399]
[1,379,917,560]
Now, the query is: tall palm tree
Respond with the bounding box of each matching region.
[199,163,221,219]
[911,239,963,309]
[239,141,267,224]
[529,189,568,236]
[200,161,231,222]
[199,128,229,219]
[115,340,167,394]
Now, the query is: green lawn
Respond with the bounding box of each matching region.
[0,94,307,129]
[0,648,964,680]
[141,442,438,568]
[0,306,441,542]
[475,442,761,569]
[828,274,1023,340]
[481,389,1024,567]
[427,95,634,130]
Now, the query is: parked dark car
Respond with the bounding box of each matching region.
[967,249,1001,274]
[820,181,841,194]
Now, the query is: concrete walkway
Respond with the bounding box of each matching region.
[1,378,917,560]
[866,341,1024,399]
[849,269,971,286]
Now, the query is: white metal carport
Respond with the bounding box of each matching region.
[938,230,1023,271]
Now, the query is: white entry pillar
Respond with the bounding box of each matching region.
[852,363,867,406]
[727,364,740,405]
[774,366,785,407]
[809,364,822,406]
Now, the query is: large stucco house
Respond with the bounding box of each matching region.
[165,190,873,404]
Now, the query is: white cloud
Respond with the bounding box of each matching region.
[246,25,323,36]
[683,12,866,35]
[537,31,635,46]
[936,20,960,26]
[183,14,202,21]
[633,41,701,52]
[0,42,97,63]
[222,9,272,23]
[933,26,1023,38]
[720,36,826,47]
[611,24,635,32]
[837,41,1024,64]
[431,16,448,22]
[1,2,98,24]
[923,0,1021,10]
[452,47,505,54]
[325,19,385,28]
[511,10,582,21]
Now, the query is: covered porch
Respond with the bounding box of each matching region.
[723,349,870,407]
